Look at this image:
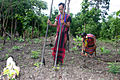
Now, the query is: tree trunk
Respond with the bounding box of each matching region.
[0,0,4,36]
[14,19,17,37]
[10,0,14,45]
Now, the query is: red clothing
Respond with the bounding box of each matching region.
[82,34,96,55]
[52,13,71,63]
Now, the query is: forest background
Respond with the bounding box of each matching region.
[0,0,120,41]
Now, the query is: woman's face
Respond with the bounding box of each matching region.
[83,36,86,39]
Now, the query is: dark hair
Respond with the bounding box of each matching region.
[81,32,87,37]
[58,2,65,8]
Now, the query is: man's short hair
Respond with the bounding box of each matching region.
[58,2,65,8]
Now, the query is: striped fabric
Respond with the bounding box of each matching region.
[83,34,96,55]
[51,13,70,64]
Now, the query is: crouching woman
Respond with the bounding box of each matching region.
[81,32,96,57]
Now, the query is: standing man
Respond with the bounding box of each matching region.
[48,2,71,65]
[81,32,96,57]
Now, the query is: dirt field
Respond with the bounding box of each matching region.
[0,37,120,80]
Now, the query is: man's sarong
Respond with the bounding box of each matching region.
[52,14,70,64]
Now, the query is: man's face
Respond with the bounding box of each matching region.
[59,5,63,14]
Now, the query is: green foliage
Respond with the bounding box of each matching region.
[4,54,9,60]
[100,47,111,54]
[0,36,4,40]
[8,49,12,53]
[0,0,47,38]
[100,13,120,39]
[71,1,101,37]
[72,36,82,51]
[118,49,120,55]
[33,38,41,43]
[31,50,40,59]
[34,62,41,67]
[71,46,78,51]
[89,0,110,18]
[0,0,119,41]
[52,66,60,71]
[6,37,10,41]
[116,10,120,16]
[107,62,120,74]
[26,38,30,42]
[12,46,21,50]
[18,36,24,42]
[0,47,2,51]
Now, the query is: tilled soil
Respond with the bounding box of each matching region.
[0,37,120,80]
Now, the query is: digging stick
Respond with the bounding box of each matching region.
[41,0,54,66]
[67,0,70,52]
[54,0,67,67]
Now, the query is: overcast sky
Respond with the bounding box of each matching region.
[42,0,120,15]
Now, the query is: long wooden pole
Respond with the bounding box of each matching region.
[41,0,54,66]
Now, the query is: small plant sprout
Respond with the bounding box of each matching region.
[8,49,12,53]
[34,62,41,67]
[71,46,78,51]
[100,47,111,54]
[4,54,9,60]
[12,46,21,50]
[31,50,40,59]
[33,38,41,43]
[118,49,120,55]
[52,65,60,71]
[72,35,82,51]
[107,62,120,74]
[18,36,24,42]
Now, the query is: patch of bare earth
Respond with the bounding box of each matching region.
[0,37,120,80]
